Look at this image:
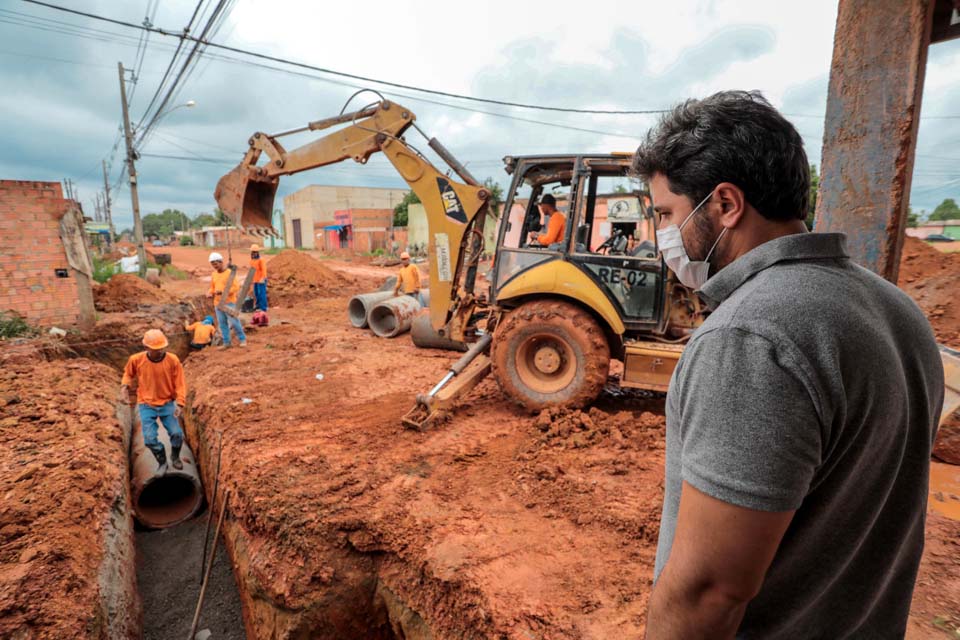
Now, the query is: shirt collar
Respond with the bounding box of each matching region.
[698,232,849,309]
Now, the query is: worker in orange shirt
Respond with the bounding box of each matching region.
[184,315,217,350]
[120,329,187,472]
[250,244,268,311]
[528,194,566,247]
[393,251,422,304]
[207,252,246,347]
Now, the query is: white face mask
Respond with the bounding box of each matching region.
[656,191,728,290]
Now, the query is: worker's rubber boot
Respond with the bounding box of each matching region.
[171,445,183,471]
[151,447,167,475]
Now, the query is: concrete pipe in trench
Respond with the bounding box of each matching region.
[410,312,467,351]
[130,411,204,529]
[348,291,398,328]
[368,295,424,338]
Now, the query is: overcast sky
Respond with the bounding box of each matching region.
[1,0,958,231]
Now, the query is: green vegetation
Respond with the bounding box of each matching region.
[162,265,189,280]
[262,247,283,255]
[179,235,194,246]
[92,254,119,284]
[482,177,504,220]
[930,198,959,222]
[0,311,36,339]
[393,190,421,226]
[806,164,819,230]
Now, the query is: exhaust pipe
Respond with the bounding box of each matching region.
[130,411,203,529]
[348,291,398,328]
[411,312,467,351]
[368,295,423,338]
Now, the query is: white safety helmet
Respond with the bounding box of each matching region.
[208,252,224,262]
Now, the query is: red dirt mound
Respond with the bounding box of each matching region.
[267,250,348,300]
[0,359,139,638]
[94,274,179,312]
[898,238,960,465]
[898,238,960,347]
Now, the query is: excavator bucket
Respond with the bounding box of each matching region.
[214,164,279,234]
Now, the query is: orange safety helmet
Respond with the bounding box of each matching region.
[400,251,411,260]
[142,329,169,350]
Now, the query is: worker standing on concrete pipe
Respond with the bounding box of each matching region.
[207,252,246,348]
[634,91,943,639]
[393,251,422,305]
[250,244,268,312]
[120,329,187,473]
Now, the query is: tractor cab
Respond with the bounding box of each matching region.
[492,154,692,344]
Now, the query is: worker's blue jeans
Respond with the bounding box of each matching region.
[215,304,246,346]
[254,281,268,311]
[138,401,183,461]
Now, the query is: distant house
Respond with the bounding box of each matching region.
[906,219,960,240]
[188,226,257,248]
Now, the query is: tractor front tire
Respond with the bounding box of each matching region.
[492,300,610,411]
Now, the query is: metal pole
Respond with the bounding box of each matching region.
[188,490,230,640]
[118,61,147,276]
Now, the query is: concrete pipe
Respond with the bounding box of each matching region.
[368,295,423,338]
[411,312,467,351]
[130,411,204,529]
[348,291,398,328]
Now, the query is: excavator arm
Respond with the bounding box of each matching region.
[214,100,491,338]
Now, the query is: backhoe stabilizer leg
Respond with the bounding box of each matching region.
[401,334,493,431]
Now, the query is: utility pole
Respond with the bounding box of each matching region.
[118,61,146,276]
[101,159,113,229]
[95,193,101,221]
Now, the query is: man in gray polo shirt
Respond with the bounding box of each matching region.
[633,91,944,639]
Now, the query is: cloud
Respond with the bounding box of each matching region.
[0,0,956,230]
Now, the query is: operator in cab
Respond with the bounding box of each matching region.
[528,194,566,246]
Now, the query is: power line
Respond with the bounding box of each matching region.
[135,0,207,138]
[11,3,960,124]
[21,0,671,116]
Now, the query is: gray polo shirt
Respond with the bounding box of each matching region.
[654,232,943,638]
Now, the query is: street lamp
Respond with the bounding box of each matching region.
[148,100,197,130]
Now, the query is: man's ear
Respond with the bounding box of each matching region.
[714,182,746,229]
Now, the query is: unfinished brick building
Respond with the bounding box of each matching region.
[0,180,95,328]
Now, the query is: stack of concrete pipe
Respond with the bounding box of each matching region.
[347,289,431,338]
[130,411,204,529]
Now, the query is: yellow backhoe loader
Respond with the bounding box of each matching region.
[215,99,960,430]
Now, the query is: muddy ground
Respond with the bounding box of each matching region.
[1,242,958,638]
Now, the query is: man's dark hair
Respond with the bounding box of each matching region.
[539,194,557,207]
[632,90,809,221]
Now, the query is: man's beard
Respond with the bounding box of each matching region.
[689,209,727,275]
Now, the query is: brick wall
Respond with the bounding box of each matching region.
[0,180,82,327]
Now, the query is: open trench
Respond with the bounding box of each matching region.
[57,305,248,640]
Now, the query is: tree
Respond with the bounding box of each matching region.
[929,198,960,222]
[906,207,921,228]
[613,183,629,194]
[393,190,420,227]
[805,164,819,230]
[191,213,217,228]
[141,208,189,237]
[482,177,504,218]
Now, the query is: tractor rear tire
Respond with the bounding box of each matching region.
[492,300,610,411]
